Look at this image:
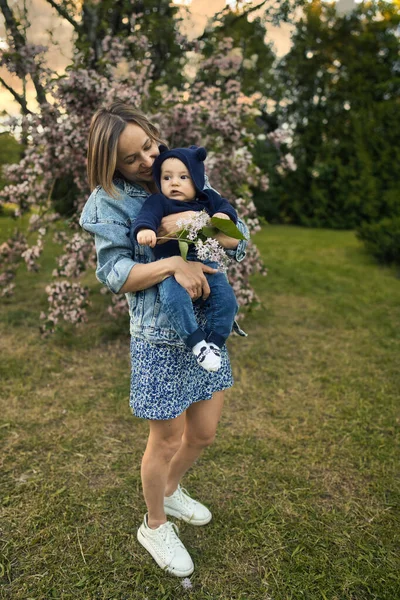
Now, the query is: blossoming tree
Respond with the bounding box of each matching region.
[0,0,297,333]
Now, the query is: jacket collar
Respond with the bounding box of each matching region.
[113,176,149,198]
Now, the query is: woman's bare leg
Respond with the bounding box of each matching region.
[141,413,186,528]
[165,390,225,496]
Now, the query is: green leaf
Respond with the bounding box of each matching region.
[210,217,247,240]
[171,228,188,240]
[201,225,219,237]
[179,240,189,261]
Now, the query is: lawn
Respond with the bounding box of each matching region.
[0,220,399,600]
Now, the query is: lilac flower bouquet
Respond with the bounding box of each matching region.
[160,210,246,272]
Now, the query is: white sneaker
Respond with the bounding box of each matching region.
[137,515,194,577]
[164,485,212,526]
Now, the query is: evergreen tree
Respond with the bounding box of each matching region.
[263,0,400,228]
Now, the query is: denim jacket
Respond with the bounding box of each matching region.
[79,176,249,345]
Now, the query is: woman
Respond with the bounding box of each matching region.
[80,101,248,577]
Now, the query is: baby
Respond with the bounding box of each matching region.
[133,145,239,372]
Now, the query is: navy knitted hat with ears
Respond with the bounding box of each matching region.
[152,145,207,194]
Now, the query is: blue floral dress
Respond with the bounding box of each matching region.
[129,307,233,420]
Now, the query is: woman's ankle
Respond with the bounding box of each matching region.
[164,484,178,497]
[147,515,168,529]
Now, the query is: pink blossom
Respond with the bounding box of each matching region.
[281,153,297,172]
[41,281,90,335]
[195,238,230,272]
[176,210,211,239]
[0,26,278,325]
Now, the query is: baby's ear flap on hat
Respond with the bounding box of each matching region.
[195,147,207,161]
[158,144,169,154]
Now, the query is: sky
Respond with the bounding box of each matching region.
[0,0,354,116]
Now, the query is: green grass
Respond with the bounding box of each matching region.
[0,220,399,600]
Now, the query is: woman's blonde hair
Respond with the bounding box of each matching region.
[87,101,165,197]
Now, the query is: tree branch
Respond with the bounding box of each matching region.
[0,0,26,47]
[81,2,102,66]
[0,75,33,114]
[44,0,81,32]
[0,0,48,106]
[110,0,124,37]
[229,0,270,24]
[199,0,270,40]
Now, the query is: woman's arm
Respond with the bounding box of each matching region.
[222,217,249,261]
[156,212,197,244]
[81,196,218,299]
[81,208,216,298]
[157,212,248,252]
[120,255,217,300]
[203,175,249,259]
[213,231,239,250]
[211,212,239,250]
[157,212,238,248]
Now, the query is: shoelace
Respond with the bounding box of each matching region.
[176,486,195,508]
[161,521,183,550]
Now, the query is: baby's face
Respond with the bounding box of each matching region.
[160,158,196,202]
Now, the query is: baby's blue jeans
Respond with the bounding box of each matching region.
[159,260,238,349]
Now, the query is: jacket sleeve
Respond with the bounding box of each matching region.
[79,189,138,294]
[131,194,167,240]
[225,218,249,263]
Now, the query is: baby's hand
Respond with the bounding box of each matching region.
[213,212,231,220]
[137,229,157,248]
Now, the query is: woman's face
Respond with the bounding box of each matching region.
[116,122,159,184]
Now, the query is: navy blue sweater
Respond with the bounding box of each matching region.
[132,189,237,259]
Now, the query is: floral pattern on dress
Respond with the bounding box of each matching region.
[129,337,233,420]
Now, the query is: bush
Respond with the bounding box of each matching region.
[357,217,400,266]
[0,133,22,192]
[52,175,80,217]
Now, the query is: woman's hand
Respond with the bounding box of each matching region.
[213,231,239,250]
[157,211,197,244]
[213,212,230,220]
[171,256,217,300]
